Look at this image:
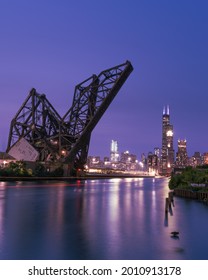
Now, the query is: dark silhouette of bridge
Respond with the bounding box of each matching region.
[7,61,133,174]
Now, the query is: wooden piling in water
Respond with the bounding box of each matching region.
[165,197,170,213]
[169,191,174,206]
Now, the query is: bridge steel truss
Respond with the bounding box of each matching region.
[61,60,133,168]
[7,61,133,170]
[7,89,62,161]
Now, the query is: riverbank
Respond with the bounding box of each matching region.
[174,188,208,203]
[0,173,157,182]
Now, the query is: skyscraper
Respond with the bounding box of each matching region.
[160,105,174,176]
[110,140,119,162]
[175,139,188,167]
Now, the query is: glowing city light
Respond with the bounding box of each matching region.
[166,130,173,137]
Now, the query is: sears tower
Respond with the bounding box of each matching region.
[160,105,174,176]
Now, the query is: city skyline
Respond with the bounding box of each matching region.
[88,105,208,161]
[1,1,208,158]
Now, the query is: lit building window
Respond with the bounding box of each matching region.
[166,130,173,137]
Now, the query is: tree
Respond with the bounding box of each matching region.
[34,163,46,177]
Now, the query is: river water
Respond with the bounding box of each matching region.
[0,177,207,260]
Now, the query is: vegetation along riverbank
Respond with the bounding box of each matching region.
[169,165,208,203]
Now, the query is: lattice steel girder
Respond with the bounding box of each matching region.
[62,75,98,134]
[7,88,62,161]
[59,74,100,166]
[63,60,133,165]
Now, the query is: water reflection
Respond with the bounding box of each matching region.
[0,183,6,250]
[0,178,207,259]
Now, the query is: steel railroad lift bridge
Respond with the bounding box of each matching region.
[7,61,133,175]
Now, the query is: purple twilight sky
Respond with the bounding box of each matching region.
[1,0,208,159]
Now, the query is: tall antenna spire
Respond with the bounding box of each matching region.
[163,106,165,115]
[167,105,170,115]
